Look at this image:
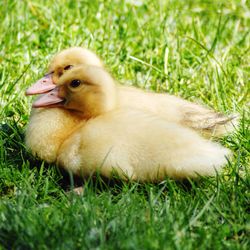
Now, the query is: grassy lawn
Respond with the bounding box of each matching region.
[0,0,249,249]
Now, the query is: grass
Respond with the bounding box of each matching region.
[0,0,249,249]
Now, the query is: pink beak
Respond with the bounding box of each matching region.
[25,74,56,95]
[32,87,65,108]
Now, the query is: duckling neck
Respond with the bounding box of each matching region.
[76,85,119,119]
[101,84,118,113]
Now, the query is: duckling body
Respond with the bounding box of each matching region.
[57,108,229,181]
[25,65,230,181]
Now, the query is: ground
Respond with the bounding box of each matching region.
[0,0,249,249]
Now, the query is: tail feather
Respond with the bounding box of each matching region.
[182,106,239,138]
[200,114,239,138]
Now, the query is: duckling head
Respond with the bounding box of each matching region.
[31,65,117,119]
[26,47,103,95]
[48,47,103,84]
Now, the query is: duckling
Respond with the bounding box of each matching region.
[25,65,230,181]
[26,47,237,138]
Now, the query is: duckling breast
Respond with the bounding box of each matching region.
[25,108,82,163]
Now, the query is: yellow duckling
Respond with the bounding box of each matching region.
[26,47,237,138]
[25,65,230,181]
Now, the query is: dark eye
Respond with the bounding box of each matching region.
[64,65,73,70]
[70,79,81,88]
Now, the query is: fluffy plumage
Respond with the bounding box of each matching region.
[25,65,230,181]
